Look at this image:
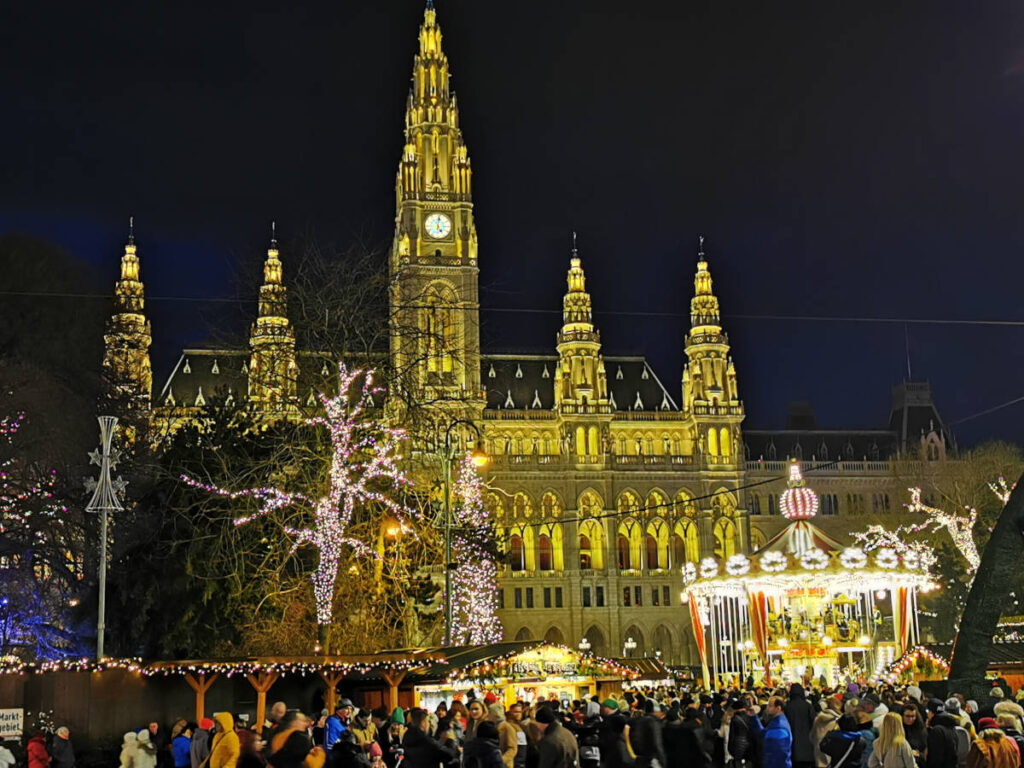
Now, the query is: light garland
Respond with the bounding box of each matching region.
[445,643,639,683]
[448,456,503,645]
[682,562,697,585]
[183,363,412,625]
[905,488,980,571]
[699,557,719,579]
[879,645,950,684]
[800,549,829,570]
[990,477,1016,506]
[726,554,750,576]
[760,551,788,573]
[876,548,899,569]
[850,524,937,576]
[839,547,867,569]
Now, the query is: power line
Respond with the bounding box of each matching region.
[4,288,1024,327]
[949,393,1024,426]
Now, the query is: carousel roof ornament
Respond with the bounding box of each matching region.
[780,460,819,520]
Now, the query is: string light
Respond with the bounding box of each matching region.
[879,645,949,683]
[989,477,1016,506]
[447,456,502,645]
[905,488,980,571]
[183,363,412,624]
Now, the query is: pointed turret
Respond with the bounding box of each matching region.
[683,237,744,464]
[554,236,609,413]
[248,224,298,412]
[102,217,153,435]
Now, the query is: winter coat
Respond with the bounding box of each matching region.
[786,686,818,765]
[52,736,75,768]
[464,735,505,768]
[174,736,192,768]
[598,715,634,768]
[401,726,459,768]
[927,714,962,768]
[191,729,212,768]
[812,710,843,768]
[122,733,141,768]
[497,715,527,768]
[680,716,713,768]
[137,732,160,768]
[728,712,753,764]
[536,721,579,768]
[967,731,1019,768]
[819,721,867,768]
[868,740,916,768]
[628,716,665,768]
[750,713,793,768]
[268,727,325,768]
[0,745,16,768]
[210,714,241,768]
[325,718,348,752]
[28,735,51,768]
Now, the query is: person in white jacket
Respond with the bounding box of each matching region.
[868,714,916,768]
[121,732,140,768]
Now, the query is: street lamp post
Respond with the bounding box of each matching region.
[85,416,126,659]
[623,636,637,657]
[440,419,487,646]
[578,637,592,653]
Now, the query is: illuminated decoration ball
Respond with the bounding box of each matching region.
[876,548,899,569]
[903,550,921,570]
[839,547,867,570]
[779,461,819,520]
[800,549,829,570]
[682,562,698,584]
[760,551,788,573]
[726,554,751,576]
[699,557,719,579]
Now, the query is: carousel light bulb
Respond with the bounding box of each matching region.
[822,636,833,646]
[857,635,871,646]
[875,589,887,599]
[778,637,789,647]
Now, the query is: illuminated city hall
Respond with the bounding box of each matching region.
[100,2,952,663]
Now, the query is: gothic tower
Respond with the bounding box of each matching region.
[102,220,152,436]
[390,1,482,412]
[683,238,744,465]
[248,227,298,412]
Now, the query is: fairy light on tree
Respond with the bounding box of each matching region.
[447,455,502,645]
[989,477,1016,506]
[183,363,411,632]
[905,488,980,571]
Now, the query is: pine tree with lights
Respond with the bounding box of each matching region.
[183,363,411,646]
[447,455,502,645]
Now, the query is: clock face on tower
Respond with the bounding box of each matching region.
[424,213,452,239]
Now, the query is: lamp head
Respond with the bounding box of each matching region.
[469,445,489,468]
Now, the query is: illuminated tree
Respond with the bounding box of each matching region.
[448,456,502,645]
[904,487,980,571]
[183,363,411,629]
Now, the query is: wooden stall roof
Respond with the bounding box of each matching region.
[612,657,672,680]
[144,649,448,678]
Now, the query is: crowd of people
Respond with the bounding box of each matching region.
[13,682,1024,768]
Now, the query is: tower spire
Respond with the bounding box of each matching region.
[554,242,609,412]
[249,231,297,412]
[128,215,135,246]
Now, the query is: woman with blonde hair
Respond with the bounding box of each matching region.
[868,713,915,768]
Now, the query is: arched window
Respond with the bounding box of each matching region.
[672,535,685,567]
[617,491,640,515]
[513,493,532,518]
[579,534,593,569]
[617,534,631,570]
[645,535,659,570]
[423,284,457,374]
[538,534,553,571]
[674,490,697,518]
[589,426,600,456]
[708,429,719,456]
[578,518,604,570]
[576,426,586,456]
[750,527,767,552]
[509,535,525,571]
[714,517,738,559]
[674,521,700,564]
[720,428,731,457]
[541,492,562,518]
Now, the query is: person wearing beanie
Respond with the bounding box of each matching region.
[352,709,378,753]
[944,699,977,740]
[907,688,923,705]
[190,720,215,768]
[785,683,817,768]
[401,709,458,768]
[992,692,1024,733]
[534,707,579,768]
[925,703,960,768]
[813,695,845,768]
[369,741,384,768]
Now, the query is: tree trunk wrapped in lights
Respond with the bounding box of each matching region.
[183,363,411,630]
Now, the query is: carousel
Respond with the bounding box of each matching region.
[683,461,937,688]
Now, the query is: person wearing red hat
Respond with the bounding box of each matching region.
[484,693,499,707]
[968,719,1018,768]
[190,719,215,768]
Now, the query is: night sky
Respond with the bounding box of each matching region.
[3,0,1024,446]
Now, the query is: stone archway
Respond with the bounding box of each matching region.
[583,625,607,657]
[652,624,674,663]
[515,626,534,641]
[544,625,566,645]
[948,473,1024,696]
[622,625,645,657]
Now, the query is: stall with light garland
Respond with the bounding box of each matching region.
[407,641,640,710]
[683,462,937,688]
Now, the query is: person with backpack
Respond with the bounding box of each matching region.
[814,696,844,768]
[820,714,868,768]
[868,714,915,768]
[927,701,964,768]
[995,714,1024,761]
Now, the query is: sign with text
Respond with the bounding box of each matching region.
[0,709,23,739]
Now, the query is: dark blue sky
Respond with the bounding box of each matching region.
[2,0,1024,446]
